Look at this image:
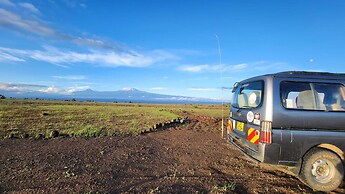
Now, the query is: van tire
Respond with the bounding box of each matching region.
[299,148,344,192]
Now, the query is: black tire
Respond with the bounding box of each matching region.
[299,148,344,192]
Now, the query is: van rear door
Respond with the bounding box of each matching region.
[229,81,264,151]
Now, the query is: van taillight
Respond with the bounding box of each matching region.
[260,121,272,144]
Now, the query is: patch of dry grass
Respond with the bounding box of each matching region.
[0,99,228,138]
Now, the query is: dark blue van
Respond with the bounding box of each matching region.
[227,71,345,192]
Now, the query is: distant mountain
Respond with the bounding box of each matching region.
[0,88,222,104]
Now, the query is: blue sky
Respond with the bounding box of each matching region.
[1,0,345,99]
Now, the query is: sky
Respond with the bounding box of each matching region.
[1,0,345,100]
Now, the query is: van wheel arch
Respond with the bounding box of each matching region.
[316,144,345,162]
[296,144,344,173]
[299,147,344,192]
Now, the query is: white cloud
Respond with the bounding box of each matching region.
[65,85,90,94]
[179,65,209,73]
[0,51,25,62]
[38,86,60,93]
[65,88,75,93]
[52,75,86,80]
[178,61,293,73]
[178,64,222,73]
[179,64,246,73]
[0,46,174,67]
[0,0,15,6]
[0,3,178,67]
[0,82,92,94]
[0,83,21,91]
[18,3,39,14]
[66,35,128,51]
[0,8,55,36]
[0,82,46,92]
[232,63,248,70]
[0,8,133,51]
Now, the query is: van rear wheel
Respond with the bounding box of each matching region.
[300,148,344,192]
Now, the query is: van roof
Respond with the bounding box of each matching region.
[271,71,345,80]
[237,71,345,85]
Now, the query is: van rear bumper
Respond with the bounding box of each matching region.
[227,132,280,164]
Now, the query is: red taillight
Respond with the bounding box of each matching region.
[228,120,233,132]
[260,121,272,144]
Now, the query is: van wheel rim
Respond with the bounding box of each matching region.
[311,159,334,183]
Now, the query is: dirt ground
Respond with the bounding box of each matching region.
[1,115,344,194]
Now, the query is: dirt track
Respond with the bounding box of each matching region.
[1,116,344,193]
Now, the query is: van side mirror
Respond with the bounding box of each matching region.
[232,82,239,93]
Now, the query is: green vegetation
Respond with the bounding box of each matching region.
[212,182,237,193]
[63,170,76,178]
[0,99,228,138]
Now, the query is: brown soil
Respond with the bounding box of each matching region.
[1,115,344,194]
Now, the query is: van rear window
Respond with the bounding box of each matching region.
[232,81,263,109]
[280,81,345,111]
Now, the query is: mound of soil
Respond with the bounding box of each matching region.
[1,116,344,193]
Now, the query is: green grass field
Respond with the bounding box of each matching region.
[0,99,228,138]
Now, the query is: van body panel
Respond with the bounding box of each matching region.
[277,129,345,162]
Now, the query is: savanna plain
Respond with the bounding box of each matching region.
[0,99,344,193]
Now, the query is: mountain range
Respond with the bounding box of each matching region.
[0,88,222,104]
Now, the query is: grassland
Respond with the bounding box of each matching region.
[0,99,228,138]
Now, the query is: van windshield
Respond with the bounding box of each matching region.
[232,81,263,109]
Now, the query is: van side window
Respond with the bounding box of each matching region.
[232,81,263,109]
[281,81,345,111]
